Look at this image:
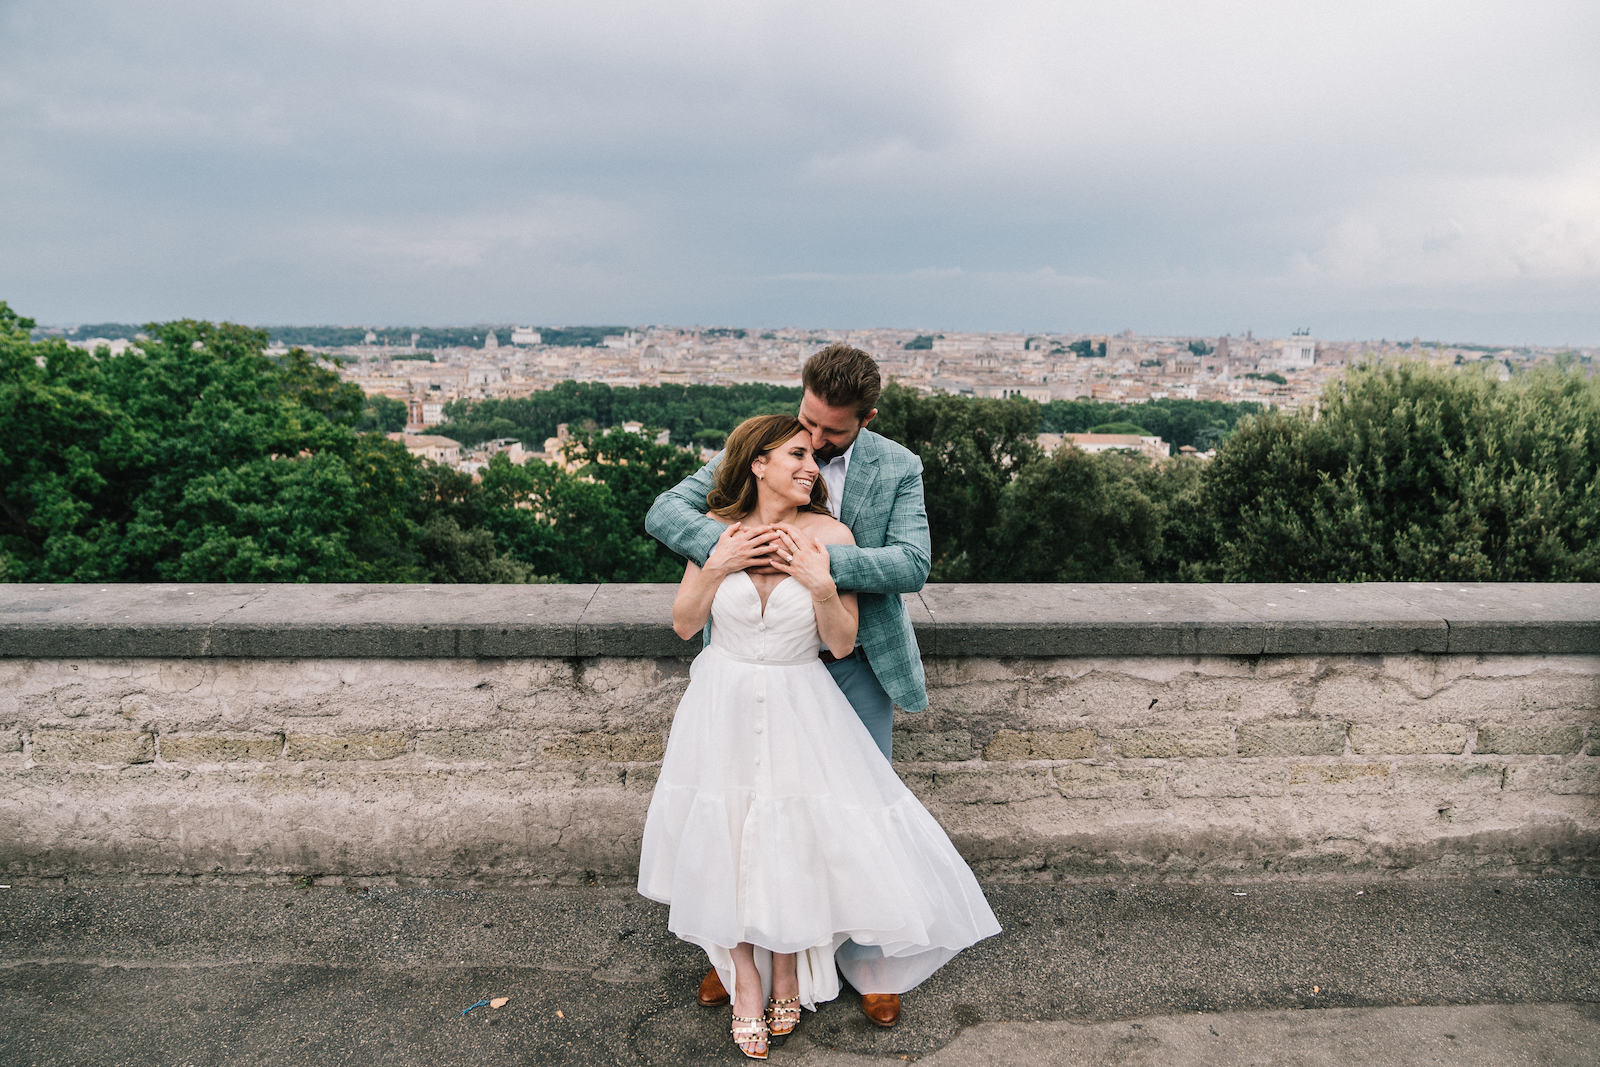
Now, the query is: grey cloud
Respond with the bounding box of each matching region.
[2,0,1597,343]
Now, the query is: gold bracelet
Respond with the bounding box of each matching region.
[812,588,836,604]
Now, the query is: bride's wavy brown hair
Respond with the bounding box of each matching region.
[708,415,831,521]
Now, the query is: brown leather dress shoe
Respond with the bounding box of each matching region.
[860,993,901,1027]
[698,966,730,1007]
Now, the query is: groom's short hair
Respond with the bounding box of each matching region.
[802,344,882,419]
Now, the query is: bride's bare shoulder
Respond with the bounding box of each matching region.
[796,512,854,547]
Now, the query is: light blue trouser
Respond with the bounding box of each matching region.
[824,654,894,761]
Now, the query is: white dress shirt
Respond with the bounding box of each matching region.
[819,441,855,521]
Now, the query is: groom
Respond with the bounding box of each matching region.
[644,342,931,1028]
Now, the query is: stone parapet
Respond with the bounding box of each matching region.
[4,582,1597,659]
[1,584,1596,884]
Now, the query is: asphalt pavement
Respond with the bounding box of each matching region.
[1,878,1595,1065]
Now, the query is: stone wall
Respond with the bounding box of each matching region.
[2,583,1596,884]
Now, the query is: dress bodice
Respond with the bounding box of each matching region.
[708,574,822,664]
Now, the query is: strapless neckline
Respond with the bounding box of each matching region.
[741,571,796,618]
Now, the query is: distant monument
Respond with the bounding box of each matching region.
[1281,329,1315,369]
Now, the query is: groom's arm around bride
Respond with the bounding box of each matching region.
[644,344,934,722]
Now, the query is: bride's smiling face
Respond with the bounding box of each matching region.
[753,431,820,506]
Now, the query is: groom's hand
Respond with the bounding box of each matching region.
[741,523,786,575]
[706,522,785,576]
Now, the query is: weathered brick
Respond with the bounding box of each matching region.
[1111,727,1231,759]
[982,729,1096,761]
[1052,764,1165,799]
[1350,723,1468,755]
[892,730,974,762]
[285,731,408,761]
[1169,765,1287,798]
[1288,762,1390,792]
[1237,722,1347,757]
[413,730,515,762]
[31,729,154,765]
[540,731,665,763]
[1474,725,1584,755]
[902,767,1055,805]
[1548,764,1600,794]
[623,764,660,792]
[1504,763,1600,794]
[1389,762,1505,793]
[160,733,283,763]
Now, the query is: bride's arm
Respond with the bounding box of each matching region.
[813,589,859,660]
[672,560,720,640]
[672,521,776,639]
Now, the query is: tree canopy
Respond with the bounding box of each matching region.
[1192,362,1600,581]
[872,386,1042,579]
[1039,397,1261,453]
[480,427,702,583]
[1,307,537,582]
[5,303,1594,585]
[436,381,801,449]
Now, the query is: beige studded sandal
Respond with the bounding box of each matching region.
[731,1011,769,1059]
[766,994,801,1037]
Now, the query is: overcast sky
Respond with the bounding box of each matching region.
[3,1,1597,345]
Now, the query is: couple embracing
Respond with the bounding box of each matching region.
[638,344,999,1059]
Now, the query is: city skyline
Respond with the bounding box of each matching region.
[4,1,1598,347]
[36,317,1597,355]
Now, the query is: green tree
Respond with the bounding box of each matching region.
[357,394,409,433]
[1195,362,1600,581]
[564,428,703,581]
[271,348,365,426]
[1041,398,1261,452]
[692,428,728,451]
[480,454,658,582]
[0,306,532,583]
[438,381,799,449]
[416,513,538,583]
[871,385,1041,579]
[992,449,1199,582]
[152,448,401,581]
[1086,420,1152,436]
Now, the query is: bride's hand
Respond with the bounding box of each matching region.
[704,522,783,577]
[768,524,835,601]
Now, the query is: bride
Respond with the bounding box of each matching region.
[637,414,999,1059]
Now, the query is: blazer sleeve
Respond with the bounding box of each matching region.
[644,455,725,566]
[826,453,932,595]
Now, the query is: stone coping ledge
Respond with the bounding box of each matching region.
[1,582,1595,659]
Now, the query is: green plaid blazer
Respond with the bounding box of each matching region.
[644,427,932,712]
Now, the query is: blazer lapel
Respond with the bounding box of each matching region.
[839,430,881,529]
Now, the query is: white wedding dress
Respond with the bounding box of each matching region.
[637,571,1000,1009]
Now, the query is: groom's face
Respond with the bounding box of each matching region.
[798,390,876,464]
